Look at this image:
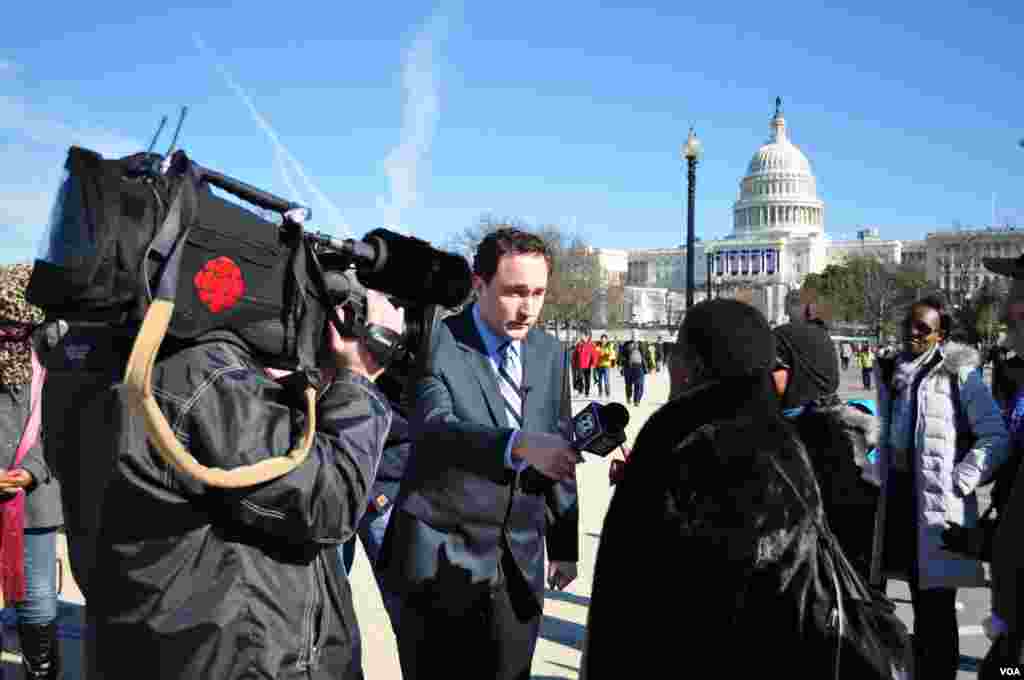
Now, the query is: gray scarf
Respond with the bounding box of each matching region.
[891,343,939,394]
[888,343,939,470]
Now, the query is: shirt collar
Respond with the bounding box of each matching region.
[472,304,520,358]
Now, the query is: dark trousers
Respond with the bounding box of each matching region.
[886,470,960,680]
[910,585,959,680]
[841,357,850,371]
[624,366,645,404]
[862,367,873,389]
[397,552,541,680]
[581,368,593,397]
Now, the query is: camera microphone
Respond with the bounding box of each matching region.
[570,402,629,456]
[355,229,473,309]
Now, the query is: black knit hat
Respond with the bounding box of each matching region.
[679,299,775,379]
[773,321,840,410]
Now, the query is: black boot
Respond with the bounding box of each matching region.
[18,622,60,680]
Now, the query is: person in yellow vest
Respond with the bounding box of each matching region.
[856,344,875,390]
[594,334,616,398]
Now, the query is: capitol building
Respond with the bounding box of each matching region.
[594,99,1024,330]
[704,98,899,325]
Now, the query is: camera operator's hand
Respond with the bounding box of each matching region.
[512,432,580,482]
[328,290,404,381]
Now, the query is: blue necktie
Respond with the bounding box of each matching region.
[498,342,523,427]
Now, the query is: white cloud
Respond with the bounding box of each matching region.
[378,10,450,232]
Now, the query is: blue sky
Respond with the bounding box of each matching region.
[1,0,1021,264]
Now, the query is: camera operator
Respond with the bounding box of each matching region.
[89,281,403,680]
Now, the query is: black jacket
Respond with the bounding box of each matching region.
[785,400,880,581]
[584,376,842,678]
[91,337,391,680]
[380,307,578,613]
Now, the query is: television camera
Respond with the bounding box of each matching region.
[27,119,472,491]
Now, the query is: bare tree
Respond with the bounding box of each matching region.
[443,215,603,337]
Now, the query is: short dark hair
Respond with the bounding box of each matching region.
[907,295,953,337]
[473,228,552,284]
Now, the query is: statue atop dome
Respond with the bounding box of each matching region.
[775,96,782,117]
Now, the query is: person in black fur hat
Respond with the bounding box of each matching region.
[582,299,910,679]
[773,321,879,581]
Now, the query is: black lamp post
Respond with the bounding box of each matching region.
[706,251,713,300]
[682,127,702,309]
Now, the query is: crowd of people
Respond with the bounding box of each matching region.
[2,229,1024,679]
[569,333,665,406]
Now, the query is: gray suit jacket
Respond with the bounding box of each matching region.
[380,306,578,611]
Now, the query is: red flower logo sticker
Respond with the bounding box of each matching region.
[194,256,245,313]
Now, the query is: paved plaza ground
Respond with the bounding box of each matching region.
[2,362,1000,678]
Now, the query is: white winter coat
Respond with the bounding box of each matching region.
[869,342,1009,590]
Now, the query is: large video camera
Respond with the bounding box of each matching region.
[27,144,472,490]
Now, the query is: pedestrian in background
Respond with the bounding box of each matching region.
[873,296,1009,680]
[645,341,657,375]
[857,343,875,390]
[571,338,584,395]
[621,336,649,406]
[841,342,853,371]
[576,333,598,398]
[594,334,615,398]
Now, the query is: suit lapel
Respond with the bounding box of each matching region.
[520,329,544,431]
[449,308,508,428]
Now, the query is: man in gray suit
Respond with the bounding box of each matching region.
[381,228,581,680]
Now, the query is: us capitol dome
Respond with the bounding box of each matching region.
[704,97,831,325]
[734,97,825,238]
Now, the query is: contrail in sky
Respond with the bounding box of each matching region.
[192,33,350,235]
[274,146,303,207]
[379,10,451,233]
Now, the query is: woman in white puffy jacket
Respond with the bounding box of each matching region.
[871,296,1009,680]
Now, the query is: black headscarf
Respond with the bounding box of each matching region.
[679,299,776,379]
[772,321,840,410]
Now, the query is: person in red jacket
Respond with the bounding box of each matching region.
[575,333,599,398]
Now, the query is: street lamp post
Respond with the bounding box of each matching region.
[683,127,702,309]
[706,251,713,300]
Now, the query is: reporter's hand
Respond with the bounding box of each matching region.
[513,432,580,482]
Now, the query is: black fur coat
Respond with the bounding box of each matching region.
[582,376,901,678]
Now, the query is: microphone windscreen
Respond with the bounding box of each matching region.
[355,229,472,308]
[599,402,630,432]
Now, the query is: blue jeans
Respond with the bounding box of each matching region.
[340,506,402,630]
[594,367,610,396]
[16,528,59,625]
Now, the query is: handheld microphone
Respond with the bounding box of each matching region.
[570,402,629,456]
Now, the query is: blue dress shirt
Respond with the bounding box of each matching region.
[471,305,529,471]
